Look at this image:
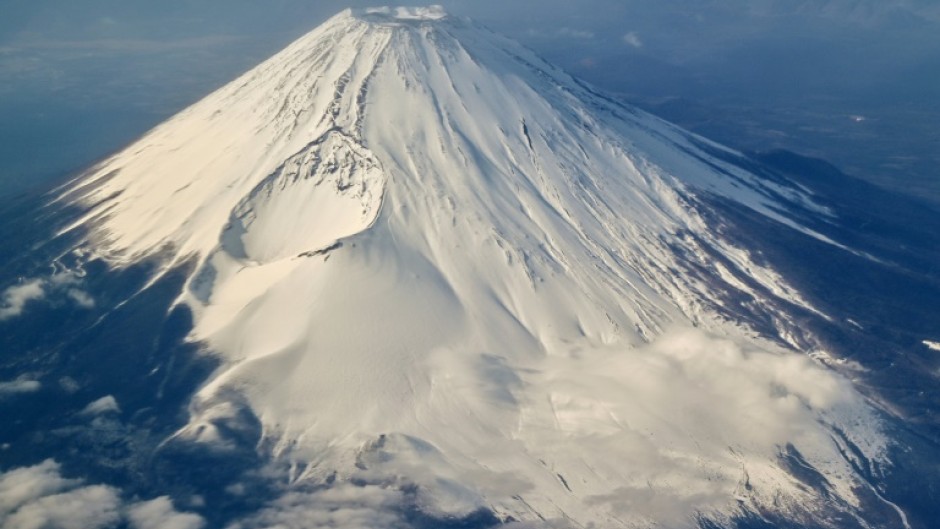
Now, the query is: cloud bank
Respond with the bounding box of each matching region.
[228,484,408,529]
[191,328,888,528]
[0,460,120,529]
[127,497,206,529]
[0,461,205,529]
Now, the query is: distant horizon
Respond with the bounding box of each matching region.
[2,1,939,203]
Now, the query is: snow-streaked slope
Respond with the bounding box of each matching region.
[60,7,892,528]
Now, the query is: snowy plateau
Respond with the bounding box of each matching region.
[2,6,940,529]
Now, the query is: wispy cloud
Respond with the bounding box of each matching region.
[622,31,643,48]
[0,379,41,397]
[525,27,595,40]
[558,27,595,40]
[227,484,408,529]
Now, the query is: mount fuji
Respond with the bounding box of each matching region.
[2,6,939,529]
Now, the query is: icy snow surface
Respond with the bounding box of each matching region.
[61,7,889,528]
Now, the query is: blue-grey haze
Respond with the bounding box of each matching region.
[1,0,938,200]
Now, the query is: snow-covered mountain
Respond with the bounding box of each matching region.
[5,6,939,529]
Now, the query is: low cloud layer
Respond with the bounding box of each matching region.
[0,460,120,529]
[79,395,121,416]
[193,328,888,528]
[0,280,45,320]
[622,31,642,48]
[0,379,41,397]
[517,328,886,523]
[127,497,206,529]
[0,460,204,529]
[0,271,94,321]
[228,484,407,529]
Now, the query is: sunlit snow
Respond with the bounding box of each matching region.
[59,7,890,528]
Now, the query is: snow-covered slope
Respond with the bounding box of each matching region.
[58,7,894,528]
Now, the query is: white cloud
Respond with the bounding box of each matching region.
[128,497,206,529]
[0,460,77,515]
[622,31,643,48]
[47,272,81,287]
[0,460,120,529]
[525,27,595,40]
[80,395,121,416]
[67,289,96,308]
[0,271,94,321]
[228,484,407,529]
[0,379,41,397]
[0,281,45,320]
[191,323,886,527]
[510,327,886,523]
[4,485,122,529]
[0,461,205,529]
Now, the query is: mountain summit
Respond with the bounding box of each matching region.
[48,6,904,528]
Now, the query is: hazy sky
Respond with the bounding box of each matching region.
[1,1,938,197]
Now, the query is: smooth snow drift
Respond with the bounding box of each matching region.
[60,7,890,528]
